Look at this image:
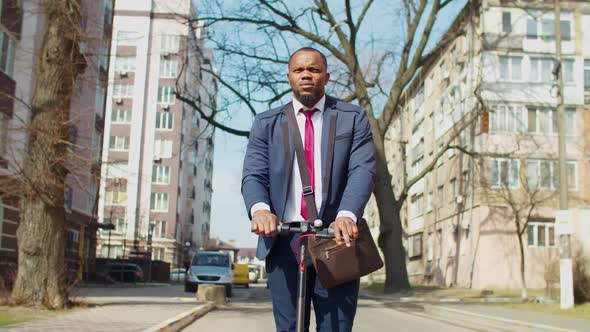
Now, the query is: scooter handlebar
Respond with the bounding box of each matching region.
[277,222,334,239]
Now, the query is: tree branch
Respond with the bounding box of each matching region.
[197,15,349,65]
[200,67,258,117]
[175,93,250,137]
[355,0,374,32]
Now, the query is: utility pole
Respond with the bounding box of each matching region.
[554,0,574,310]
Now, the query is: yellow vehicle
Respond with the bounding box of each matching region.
[232,263,250,288]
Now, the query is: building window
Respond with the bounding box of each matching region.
[155,112,173,130]
[111,109,132,123]
[157,86,176,105]
[0,30,16,78]
[426,233,434,262]
[113,84,134,98]
[530,57,554,83]
[489,158,519,188]
[106,162,128,178]
[438,185,444,207]
[100,245,123,259]
[153,139,173,159]
[450,178,456,202]
[526,18,537,39]
[153,220,167,238]
[490,104,524,133]
[530,58,573,83]
[584,60,590,94]
[152,165,171,184]
[117,31,139,46]
[526,160,577,190]
[527,107,575,135]
[526,17,571,41]
[159,59,178,78]
[411,194,424,218]
[152,247,165,260]
[105,191,127,205]
[502,12,512,33]
[104,217,126,234]
[160,34,179,54]
[150,193,169,212]
[563,60,574,83]
[109,136,129,151]
[114,56,136,73]
[499,56,522,81]
[64,186,73,210]
[527,222,556,247]
[407,233,422,258]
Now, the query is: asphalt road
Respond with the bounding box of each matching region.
[183,283,476,332]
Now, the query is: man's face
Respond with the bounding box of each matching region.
[287,51,330,107]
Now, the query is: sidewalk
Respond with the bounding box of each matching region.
[0,284,211,332]
[360,287,589,332]
[425,304,590,332]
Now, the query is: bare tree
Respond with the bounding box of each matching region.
[478,154,563,299]
[176,0,477,292]
[7,0,87,308]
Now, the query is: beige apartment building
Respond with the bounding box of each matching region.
[96,0,216,268]
[365,0,590,289]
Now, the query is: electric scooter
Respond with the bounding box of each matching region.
[275,221,334,332]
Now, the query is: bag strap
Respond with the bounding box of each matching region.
[284,102,319,222]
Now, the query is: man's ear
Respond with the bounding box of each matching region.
[326,72,331,83]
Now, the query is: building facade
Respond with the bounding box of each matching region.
[0,0,114,279]
[96,0,215,268]
[366,0,590,290]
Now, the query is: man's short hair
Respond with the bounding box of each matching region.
[288,47,328,70]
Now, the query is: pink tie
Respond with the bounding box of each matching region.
[300,109,317,221]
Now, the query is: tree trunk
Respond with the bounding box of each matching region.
[517,232,528,300]
[11,0,84,309]
[373,138,410,293]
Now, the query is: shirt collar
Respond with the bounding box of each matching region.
[292,94,326,114]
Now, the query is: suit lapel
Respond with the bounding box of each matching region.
[280,104,295,220]
[320,96,338,217]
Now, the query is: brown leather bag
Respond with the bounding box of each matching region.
[284,103,384,289]
[308,218,383,288]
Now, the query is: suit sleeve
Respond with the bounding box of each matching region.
[337,110,376,219]
[241,115,271,220]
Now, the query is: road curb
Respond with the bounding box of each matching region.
[142,302,216,332]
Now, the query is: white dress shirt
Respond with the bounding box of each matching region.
[250,94,357,223]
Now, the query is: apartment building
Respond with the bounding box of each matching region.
[96,0,215,268]
[0,0,114,278]
[367,0,590,289]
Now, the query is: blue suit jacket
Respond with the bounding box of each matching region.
[241,96,376,260]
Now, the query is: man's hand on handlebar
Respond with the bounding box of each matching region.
[251,210,280,237]
[329,217,358,247]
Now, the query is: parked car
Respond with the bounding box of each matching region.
[104,263,143,283]
[248,265,259,283]
[170,268,186,283]
[185,251,233,297]
[233,263,249,288]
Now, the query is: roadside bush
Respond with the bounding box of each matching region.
[573,250,590,304]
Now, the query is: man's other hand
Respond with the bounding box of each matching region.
[251,210,280,237]
[329,217,358,247]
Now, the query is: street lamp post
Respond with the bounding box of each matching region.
[554,0,574,310]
